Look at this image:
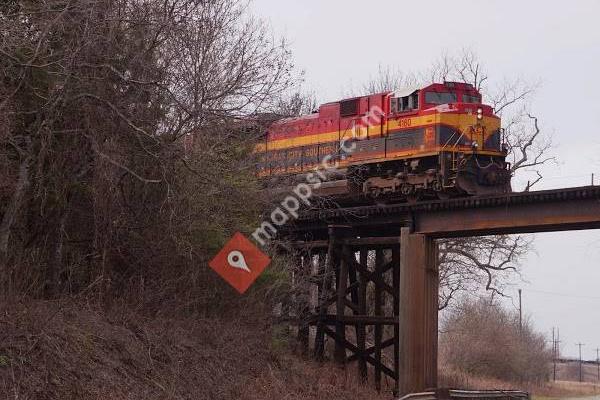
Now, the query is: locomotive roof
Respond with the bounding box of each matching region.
[393,86,420,97]
[268,82,480,127]
[322,82,477,107]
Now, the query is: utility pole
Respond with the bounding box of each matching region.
[577,343,585,382]
[556,328,561,381]
[552,328,557,381]
[596,348,600,382]
[518,289,523,335]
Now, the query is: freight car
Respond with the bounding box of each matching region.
[255,82,511,201]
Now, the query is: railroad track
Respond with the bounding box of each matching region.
[298,185,600,223]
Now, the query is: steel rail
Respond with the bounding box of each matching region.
[298,186,600,222]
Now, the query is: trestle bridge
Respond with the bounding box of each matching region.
[281,186,600,397]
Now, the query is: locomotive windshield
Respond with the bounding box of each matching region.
[425,91,457,104]
[462,94,481,103]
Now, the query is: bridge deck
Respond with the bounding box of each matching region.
[291,186,600,238]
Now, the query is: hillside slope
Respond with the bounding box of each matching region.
[0,300,385,400]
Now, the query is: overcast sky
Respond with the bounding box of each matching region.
[251,0,600,359]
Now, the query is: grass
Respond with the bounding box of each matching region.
[440,364,600,399]
[0,299,386,400]
[533,380,600,398]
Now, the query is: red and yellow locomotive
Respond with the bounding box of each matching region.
[255,82,511,200]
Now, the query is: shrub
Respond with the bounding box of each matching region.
[440,298,552,384]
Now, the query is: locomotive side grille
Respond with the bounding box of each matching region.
[387,129,424,151]
[340,99,359,117]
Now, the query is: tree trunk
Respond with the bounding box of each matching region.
[0,155,30,259]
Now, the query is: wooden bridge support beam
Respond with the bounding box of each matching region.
[398,227,439,396]
[357,248,369,381]
[287,227,439,396]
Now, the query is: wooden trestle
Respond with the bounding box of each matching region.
[288,226,438,396]
[283,186,600,397]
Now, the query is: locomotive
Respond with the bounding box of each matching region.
[255,82,511,201]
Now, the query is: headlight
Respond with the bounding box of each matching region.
[477,108,483,120]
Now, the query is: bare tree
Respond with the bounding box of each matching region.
[427,50,554,307]
[352,50,555,308]
[428,50,555,190]
[359,64,418,95]
[428,50,488,91]
[275,90,319,118]
[438,236,532,310]
[0,0,298,306]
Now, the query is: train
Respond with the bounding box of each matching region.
[255,82,511,201]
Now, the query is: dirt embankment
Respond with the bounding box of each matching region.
[0,299,385,400]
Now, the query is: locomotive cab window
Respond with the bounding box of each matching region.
[425,91,457,105]
[391,91,419,113]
